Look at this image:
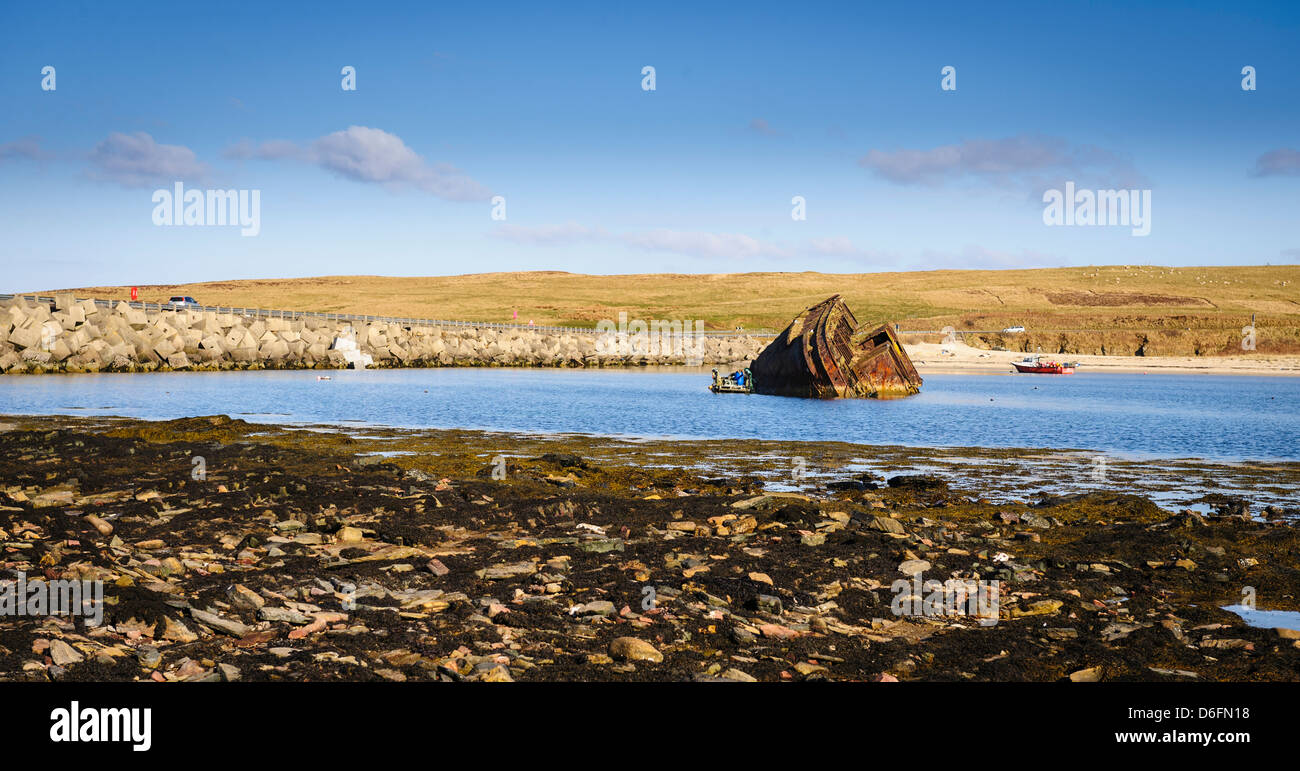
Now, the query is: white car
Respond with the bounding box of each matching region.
[1002,326,1026,333]
[167,296,201,310]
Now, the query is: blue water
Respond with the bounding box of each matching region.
[0,369,1296,462]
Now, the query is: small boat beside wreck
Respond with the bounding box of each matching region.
[748,295,922,398]
[710,367,754,393]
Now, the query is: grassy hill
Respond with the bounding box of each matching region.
[41,265,1300,356]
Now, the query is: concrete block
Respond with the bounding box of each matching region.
[39,320,63,347]
[48,339,72,362]
[153,337,177,359]
[223,327,245,348]
[67,329,91,350]
[259,339,290,359]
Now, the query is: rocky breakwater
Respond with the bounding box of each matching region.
[0,295,768,374]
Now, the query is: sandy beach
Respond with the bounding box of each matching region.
[906,342,1300,377]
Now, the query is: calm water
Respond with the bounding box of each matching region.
[0,368,1297,462]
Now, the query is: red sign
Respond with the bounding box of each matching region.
[130,286,138,301]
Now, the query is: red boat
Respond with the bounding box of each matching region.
[1012,354,1077,374]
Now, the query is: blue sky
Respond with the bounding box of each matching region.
[1,0,1297,291]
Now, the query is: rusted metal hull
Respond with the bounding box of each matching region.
[750,295,922,398]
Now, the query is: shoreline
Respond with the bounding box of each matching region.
[3,410,1299,468]
[906,342,1300,377]
[2,414,1297,682]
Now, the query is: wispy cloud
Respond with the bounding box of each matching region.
[859,134,1144,191]
[497,222,607,245]
[0,136,50,162]
[623,229,788,259]
[748,118,780,137]
[1250,148,1300,177]
[87,132,208,188]
[494,222,883,261]
[912,245,1057,270]
[224,126,491,200]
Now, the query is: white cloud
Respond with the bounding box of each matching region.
[497,222,607,245]
[860,134,1144,191]
[1251,148,1300,177]
[490,221,1067,270]
[492,223,889,261]
[87,132,208,188]
[224,126,491,201]
[0,136,49,162]
[621,229,789,259]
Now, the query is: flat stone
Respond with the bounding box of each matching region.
[1069,666,1104,682]
[1009,599,1063,618]
[190,608,251,638]
[869,516,905,534]
[578,537,624,553]
[609,637,663,663]
[475,561,537,580]
[226,583,265,611]
[49,639,84,666]
[161,617,198,643]
[575,600,616,617]
[259,606,311,624]
[898,559,931,575]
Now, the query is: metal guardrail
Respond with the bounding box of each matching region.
[0,293,776,337]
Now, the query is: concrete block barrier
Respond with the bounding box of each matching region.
[0,295,770,375]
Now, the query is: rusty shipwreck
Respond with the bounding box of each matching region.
[749,295,922,398]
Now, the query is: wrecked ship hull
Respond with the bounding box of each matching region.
[750,295,922,399]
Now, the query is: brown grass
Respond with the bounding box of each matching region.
[39,264,1300,355]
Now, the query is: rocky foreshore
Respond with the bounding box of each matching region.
[1,414,1297,683]
[0,296,767,374]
